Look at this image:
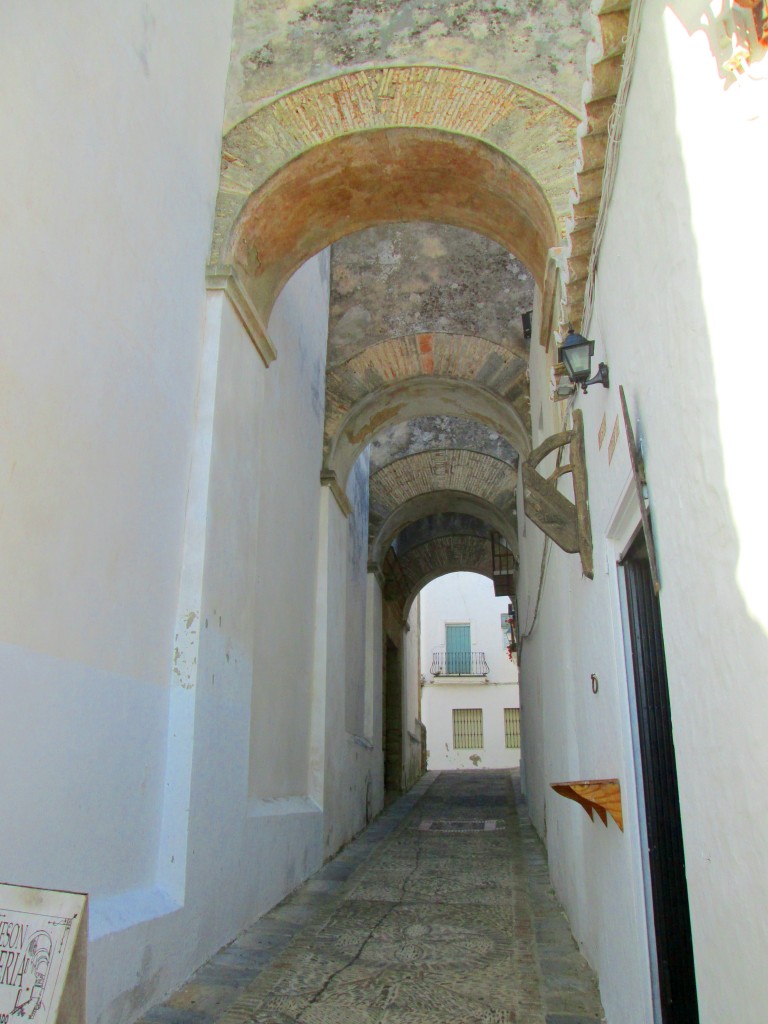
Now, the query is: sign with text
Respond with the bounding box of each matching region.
[0,885,86,1024]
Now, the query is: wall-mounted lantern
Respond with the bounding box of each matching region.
[559,331,609,394]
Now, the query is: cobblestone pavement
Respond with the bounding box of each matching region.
[138,770,605,1024]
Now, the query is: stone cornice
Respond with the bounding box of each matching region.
[320,470,352,518]
[206,265,277,367]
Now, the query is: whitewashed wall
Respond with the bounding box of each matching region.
[422,683,521,770]
[94,256,335,1022]
[316,449,385,854]
[519,3,768,1021]
[250,253,330,800]
[0,3,236,1021]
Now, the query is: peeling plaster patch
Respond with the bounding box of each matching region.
[246,42,275,70]
[345,403,404,445]
[332,305,373,349]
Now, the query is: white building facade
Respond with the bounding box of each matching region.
[420,573,521,770]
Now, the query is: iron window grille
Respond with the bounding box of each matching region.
[453,708,484,748]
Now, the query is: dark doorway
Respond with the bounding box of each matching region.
[383,637,403,796]
[622,532,699,1023]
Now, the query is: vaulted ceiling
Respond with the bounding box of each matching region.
[211,0,630,608]
[326,224,529,590]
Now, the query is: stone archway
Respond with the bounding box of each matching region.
[370,493,518,566]
[324,332,530,462]
[215,126,561,325]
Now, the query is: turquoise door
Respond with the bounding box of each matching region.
[446,623,471,674]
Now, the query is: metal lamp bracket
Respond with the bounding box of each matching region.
[522,409,594,579]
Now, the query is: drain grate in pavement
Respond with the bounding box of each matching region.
[417,819,506,832]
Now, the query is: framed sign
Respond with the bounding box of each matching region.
[0,885,87,1024]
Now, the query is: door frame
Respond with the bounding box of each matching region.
[607,473,700,1022]
[606,479,663,1023]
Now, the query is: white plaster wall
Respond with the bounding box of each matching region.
[520,324,661,1024]
[0,2,233,679]
[90,262,331,1024]
[249,251,330,799]
[519,6,768,1021]
[0,4,238,1021]
[422,682,521,770]
[316,482,384,854]
[0,201,335,1024]
[0,643,168,897]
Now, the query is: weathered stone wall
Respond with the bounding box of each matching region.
[329,224,534,360]
[225,0,590,127]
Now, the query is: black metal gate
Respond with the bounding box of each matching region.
[623,532,699,1023]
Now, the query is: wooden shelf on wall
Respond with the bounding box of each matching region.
[551,779,623,831]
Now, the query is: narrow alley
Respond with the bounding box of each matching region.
[138,771,604,1024]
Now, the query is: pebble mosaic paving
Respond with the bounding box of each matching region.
[138,770,605,1024]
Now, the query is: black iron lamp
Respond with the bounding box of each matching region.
[559,330,609,393]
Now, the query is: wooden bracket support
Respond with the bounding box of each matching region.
[522,408,593,579]
[551,779,623,831]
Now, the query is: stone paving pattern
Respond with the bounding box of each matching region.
[137,771,605,1024]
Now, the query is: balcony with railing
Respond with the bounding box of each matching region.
[430,651,489,677]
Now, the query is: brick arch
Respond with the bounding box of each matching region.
[222,130,558,326]
[370,450,515,521]
[325,333,529,461]
[397,535,497,618]
[327,376,530,491]
[210,67,578,324]
[370,492,517,566]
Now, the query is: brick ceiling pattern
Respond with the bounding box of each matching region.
[398,535,496,612]
[369,449,516,536]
